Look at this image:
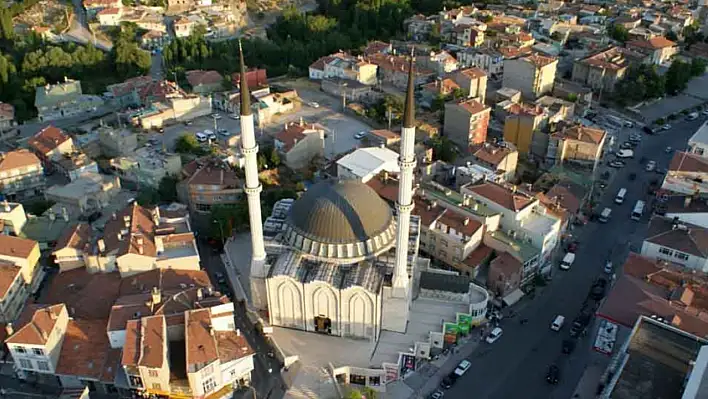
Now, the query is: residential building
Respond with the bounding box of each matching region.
[502,103,548,154]
[688,120,708,157]
[443,98,491,150]
[140,30,169,50]
[0,235,42,321]
[417,51,459,76]
[185,70,224,95]
[487,252,522,298]
[502,54,558,99]
[462,182,561,268]
[130,94,212,130]
[457,48,507,79]
[82,0,122,16]
[663,151,708,195]
[0,102,16,132]
[232,68,268,91]
[178,158,242,213]
[657,194,708,228]
[453,163,503,187]
[97,126,138,158]
[547,124,606,168]
[535,180,589,227]
[27,126,75,168]
[571,46,644,92]
[367,129,400,147]
[534,96,575,123]
[640,216,708,272]
[0,201,27,236]
[627,37,678,65]
[274,120,326,170]
[110,147,181,188]
[54,152,99,182]
[404,14,436,41]
[552,80,593,114]
[420,78,460,109]
[52,223,92,272]
[321,78,376,103]
[450,67,488,103]
[0,150,45,200]
[34,79,103,122]
[467,142,519,181]
[337,147,400,183]
[173,18,195,38]
[96,7,122,26]
[308,53,378,86]
[45,173,122,217]
[366,53,435,89]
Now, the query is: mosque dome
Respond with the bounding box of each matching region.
[283,179,396,261]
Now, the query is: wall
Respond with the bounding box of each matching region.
[502,59,535,99]
[53,247,86,272]
[537,62,558,97]
[0,243,40,284]
[84,253,116,273]
[0,163,45,197]
[284,132,324,170]
[640,241,708,272]
[8,306,68,373]
[188,361,223,397]
[155,252,200,271]
[108,329,126,349]
[443,103,472,149]
[664,212,708,229]
[220,355,254,385]
[116,253,156,277]
[0,274,26,323]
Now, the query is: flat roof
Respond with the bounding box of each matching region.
[608,317,707,399]
[689,120,708,147]
[336,147,400,179]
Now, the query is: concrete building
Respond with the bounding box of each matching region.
[34,79,103,122]
[640,216,708,272]
[97,126,138,158]
[185,70,224,95]
[366,53,435,89]
[308,53,379,86]
[663,151,708,195]
[27,126,75,168]
[502,54,558,99]
[547,124,606,168]
[110,147,181,189]
[417,50,459,76]
[337,147,400,183]
[54,152,99,182]
[571,46,644,92]
[502,103,548,154]
[688,120,708,158]
[0,235,42,322]
[0,201,28,236]
[627,37,678,65]
[487,252,522,298]
[0,102,16,132]
[443,98,491,150]
[45,173,122,217]
[420,78,460,109]
[467,142,519,182]
[450,67,488,104]
[0,150,45,200]
[274,120,326,170]
[178,158,242,214]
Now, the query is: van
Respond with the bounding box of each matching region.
[551,315,565,331]
[453,360,471,377]
[486,327,503,343]
[615,188,627,205]
[599,207,611,223]
[560,253,575,270]
[195,132,207,142]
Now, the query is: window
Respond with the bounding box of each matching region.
[148,370,159,377]
[129,376,143,388]
[32,348,44,356]
[675,252,689,261]
[202,377,217,393]
[696,147,705,156]
[659,247,674,256]
[15,346,26,354]
[19,358,33,369]
[36,361,50,371]
[151,383,162,391]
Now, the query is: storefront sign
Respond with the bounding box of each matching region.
[443,322,459,344]
[399,353,417,375]
[383,362,399,383]
[456,313,472,335]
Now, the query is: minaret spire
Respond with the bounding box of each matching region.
[403,47,416,129]
[238,40,252,116]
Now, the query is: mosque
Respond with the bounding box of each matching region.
[236,46,489,395]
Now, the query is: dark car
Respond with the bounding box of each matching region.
[643,126,656,134]
[629,172,636,180]
[562,339,576,354]
[567,241,579,253]
[569,321,583,337]
[546,365,560,384]
[440,375,454,389]
[590,278,608,300]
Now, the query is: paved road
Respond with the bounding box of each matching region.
[444,116,705,399]
[64,0,113,50]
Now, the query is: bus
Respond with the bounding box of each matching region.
[631,200,645,221]
[615,188,627,205]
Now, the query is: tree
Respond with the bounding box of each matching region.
[431,93,447,112]
[269,147,281,167]
[608,25,629,43]
[346,387,377,399]
[157,176,179,203]
[175,134,202,154]
[210,201,249,239]
[690,58,707,77]
[428,136,457,162]
[665,60,692,95]
[451,87,465,100]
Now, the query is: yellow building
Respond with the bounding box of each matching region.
[503,103,547,154]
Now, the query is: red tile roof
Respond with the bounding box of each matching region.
[463,244,493,268]
[55,319,118,382]
[644,216,708,258]
[669,151,708,173]
[185,70,223,88]
[456,98,489,115]
[185,309,218,367]
[54,223,91,251]
[470,143,514,167]
[0,149,42,172]
[0,261,21,299]
[628,36,676,50]
[6,304,65,345]
[466,182,535,211]
[139,315,165,368]
[28,126,71,156]
[0,235,38,259]
[552,125,606,144]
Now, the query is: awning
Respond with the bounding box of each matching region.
[502,288,525,307]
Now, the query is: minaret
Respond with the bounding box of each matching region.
[238,42,267,308]
[392,51,417,296]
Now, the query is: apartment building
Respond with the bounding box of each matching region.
[688,120,708,157]
[502,54,558,99]
[185,70,224,95]
[0,201,27,235]
[97,126,138,158]
[366,53,435,89]
[502,103,548,154]
[547,124,606,168]
[34,79,103,122]
[0,102,15,132]
[54,152,99,182]
[450,67,488,104]
[0,235,41,322]
[457,48,506,79]
[467,142,519,182]
[487,252,522,298]
[462,182,561,268]
[627,37,678,65]
[640,216,708,272]
[27,126,75,168]
[337,147,400,183]
[420,78,460,109]
[663,151,708,195]
[571,46,644,92]
[417,51,460,76]
[178,158,243,213]
[45,173,121,216]
[0,150,45,200]
[110,147,182,188]
[274,120,326,170]
[443,98,491,150]
[308,53,378,86]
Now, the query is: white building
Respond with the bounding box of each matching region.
[663,151,708,195]
[641,216,708,272]
[688,120,708,158]
[336,147,400,183]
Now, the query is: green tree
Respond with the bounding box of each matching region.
[175,134,202,154]
[665,60,692,95]
[428,136,457,162]
[431,93,447,111]
[451,87,465,100]
[690,58,707,77]
[157,176,179,203]
[269,147,281,167]
[608,25,629,43]
[210,201,249,239]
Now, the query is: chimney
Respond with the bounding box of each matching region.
[512,185,517,193]
[49,308,57,320]
[152,207,160,226]
[40,329,48,341]
[5,323,13,336]
[138,244,144,255]
[197,288,203,301]
[236,329,241,336]
[151,286,161,305]
[685,196,692,208]
[136,236,144,246]
[97,239,105,253]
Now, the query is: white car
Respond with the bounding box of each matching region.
[645,160,656,172]
[703,110,708,116]
[604,261,613,274]
[354,131,367,140]
[665,146,672,153]
[211,113,222,120]
[662,124,672,131]
[486,327,503,344]
[308,102,320,108]
[229,114,240,120]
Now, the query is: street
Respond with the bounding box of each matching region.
[443,117,704,399]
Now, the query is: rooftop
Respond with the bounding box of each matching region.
[0,234,38,259]
[454,98,490,115]
[28,126,71,156]
[185,70,223,88]
[0,149,42,172]
[552,124,606,145]
[669,151,708,174]
[336,147,400,179]
[689,120,708,147]
[6,304,65,346]
[469,142,516,167]
[464,182,535,212]
[644,216,708,258]
[55,319,119,383]
[46,172,118,201]
[0,261,21,299]
[628,36,676,50]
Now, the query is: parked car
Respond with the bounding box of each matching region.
[604,261,613,274]
[620,142,633,150]
[430,390,444,399]
[609,160,625,168]
[218,129,230,136]
[354,131,367,140]
[486,327,503,343]
[184,120,193,126]
[662,124,672,130]
[645,160,656,172]
[688,112,699,121]
[211,113,222,120]
[229,114,240,120]
[590,278,608,300]
[546,365,560,384]
[440,376,454,389]
[666,146,672,153]
[308,101,320,108]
